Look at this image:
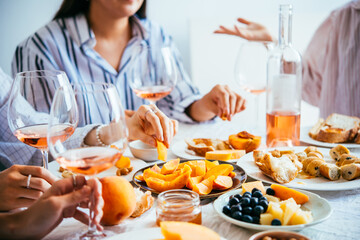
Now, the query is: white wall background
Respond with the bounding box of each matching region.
[0,0,350,126]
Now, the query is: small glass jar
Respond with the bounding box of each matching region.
[156,189,201,226]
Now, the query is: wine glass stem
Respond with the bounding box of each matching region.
[40,150,49,169]
[148,100,156,106]
[254,95,260,127]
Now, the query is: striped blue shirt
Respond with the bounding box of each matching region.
[12,14,201,122]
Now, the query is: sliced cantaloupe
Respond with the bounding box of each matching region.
[271,184,309,204]
[204,164,234,179]
[160,221,220,240]
[186,176,203,190]
[135,175,145,182]
[192,176,216,195]
[145,168,191,192]
[228,171,236,178]
[151,164,161,173]
[241,181,266,195]
[205,150,246,161]
[157,140,168,161]
[205,160,219,171]
[161,158,180,175]
[213,175,233,190]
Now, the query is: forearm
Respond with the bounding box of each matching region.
[186,97,216,122]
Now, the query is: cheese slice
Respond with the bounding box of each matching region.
[205,150,246,161]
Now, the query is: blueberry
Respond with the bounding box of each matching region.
[252,216,260,224]
[229,197,240,206]
[271,219,282,226]
[241,215,253,223]
[266,188,276,196]
[243,191,252,198]
[240,197,251,207]
[259,200,269,212]
[252,205,265,217]
[234,193,242,201]
[251,188,261,194]
[222,205,231,216]
[259,196,267,202]
[250,197,259,208]
[231,211,242,220]
[231,204,242,214]
[243,206,252,215]
[252,191,263,199]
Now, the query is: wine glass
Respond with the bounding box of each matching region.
[128,43,178,105]
[48,82,128,239]
[7,70,73,169]
[234,41,273,127]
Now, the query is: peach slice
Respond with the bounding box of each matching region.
[161,158,180,175]
[157,140,168,161]
[213,175,233,190]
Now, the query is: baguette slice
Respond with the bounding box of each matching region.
[319,163,341,181]
[316,113,360,143]
[341,163,360,180]
[354,129,360,144]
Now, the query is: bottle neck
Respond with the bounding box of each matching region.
[278,5,292,46]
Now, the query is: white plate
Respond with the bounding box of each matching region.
[105,227,227,240]
[48,157,148,182]
[300,126,360,149]
[171,140,240,162]
[213,188,332,231]
[237,146,360,191]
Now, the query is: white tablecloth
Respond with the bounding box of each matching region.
[44,118,360,240]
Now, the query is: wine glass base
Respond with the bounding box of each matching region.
[79,230,106,240]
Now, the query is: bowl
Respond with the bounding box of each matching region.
[129,140,158,161]
[249,230,310,240]
[213,187,332,231]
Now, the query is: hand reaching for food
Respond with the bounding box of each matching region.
[126,104,178,148]
[188,84,246,121]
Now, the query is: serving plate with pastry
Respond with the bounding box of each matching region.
[237,144,360,191]
[171,131,261,162]
[300,113,360,148]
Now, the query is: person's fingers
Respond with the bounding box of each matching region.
[237,17,251,25]
[154,111,172,147]
[25,177,52,192]
[87,178,104,227]
[59,186,91,209]
[171,119,178,136]
[13,197,36,208]
[125,110,135,118]
[216,86,230,118]
[17,188,43,200]
[235,94,245,113]
[18,166,57,185]
[225,86,236,119]
[241,98,247,111]
[45,176,87,198]
[138,105,164,141]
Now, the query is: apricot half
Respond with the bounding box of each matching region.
[229,131,261,153]
[100,176,136,226]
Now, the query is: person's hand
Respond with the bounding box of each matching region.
[0,165,57,211]
[214,18,275,42]
[8,176,104,240]
[125,104,178,148]
[188,84,246,122]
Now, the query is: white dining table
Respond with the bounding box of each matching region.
[44,116,360,240]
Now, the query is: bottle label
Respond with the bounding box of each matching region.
[272,74,299,111]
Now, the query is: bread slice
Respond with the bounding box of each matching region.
[354,129,360,144]
[131,188,154,218]
[341,163,360,180]
[308,118,324,139]
[316,113,360,143]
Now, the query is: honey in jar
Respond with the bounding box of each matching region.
[156,189,201,226]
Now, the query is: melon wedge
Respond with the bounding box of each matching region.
[160,221,220,240]
[157,140,168,161]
